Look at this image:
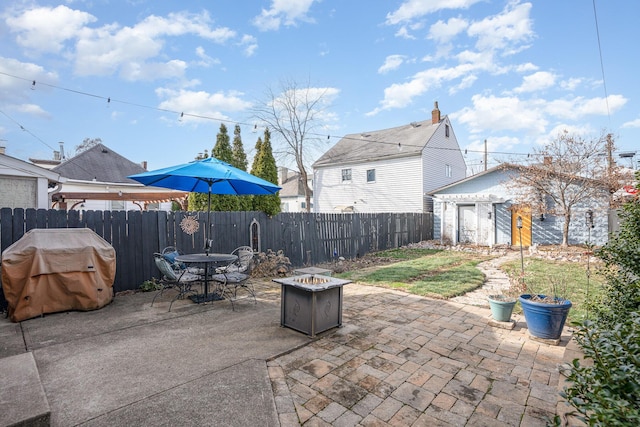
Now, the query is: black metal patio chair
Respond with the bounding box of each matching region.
[210,246,256,311]
[151,253,201,311]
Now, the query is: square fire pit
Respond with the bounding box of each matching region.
[273,274,351,338]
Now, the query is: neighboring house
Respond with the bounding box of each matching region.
[0,148,61,209]
[49,143,187,211]
[430,164,611,247]
[278,166,311,212]
[312,102,466,213]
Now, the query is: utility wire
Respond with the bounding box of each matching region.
[592,0,611,124]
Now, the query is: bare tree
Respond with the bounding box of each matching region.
[75,137,102,155]
[252,78,337,212]
[504,130,622,246]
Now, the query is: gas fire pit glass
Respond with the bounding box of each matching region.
[293,275,330,285]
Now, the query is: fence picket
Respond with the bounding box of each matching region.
[0,209,432,303]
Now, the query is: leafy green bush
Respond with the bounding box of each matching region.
[140,279,162,292]
[560,173,640,426]
[560,315,640,426]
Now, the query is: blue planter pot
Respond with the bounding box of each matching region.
[488,295,517,322]
[519,294,572,340]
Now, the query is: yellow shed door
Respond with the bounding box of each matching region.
[511,206,532,246]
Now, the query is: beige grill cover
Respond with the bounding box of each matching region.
[1,228,116,322]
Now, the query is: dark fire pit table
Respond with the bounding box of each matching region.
[273,274,351,338]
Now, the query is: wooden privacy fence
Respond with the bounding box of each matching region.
[0,208,433,296]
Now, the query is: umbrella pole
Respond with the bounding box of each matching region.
[206,185,212,255]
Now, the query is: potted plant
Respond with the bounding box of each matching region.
[487,294,517,322]
[487,274,522,323]
[517,276,572,342]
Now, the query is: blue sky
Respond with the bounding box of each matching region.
[1,0,638,174]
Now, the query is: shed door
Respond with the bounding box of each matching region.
[458,205,476,243]
[511,206,532,246]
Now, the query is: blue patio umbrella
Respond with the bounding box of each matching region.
[128,157,280,248]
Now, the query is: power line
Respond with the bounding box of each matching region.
[592,0,611,124]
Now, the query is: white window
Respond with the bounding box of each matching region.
[366,169,376,182]
[111,200,125,211]
[341,168,352,182]
[445,164,452,178]
[445,124,450,137]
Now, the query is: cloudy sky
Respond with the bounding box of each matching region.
[1,0,638,173]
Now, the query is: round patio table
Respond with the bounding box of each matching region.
[175,253,237,303]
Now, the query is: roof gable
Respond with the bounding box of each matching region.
[313,117,442,168]
[430,162,612,196]
[52,143,146,183]
[0,153,61,181]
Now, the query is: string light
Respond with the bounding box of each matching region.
[0,70,621,161]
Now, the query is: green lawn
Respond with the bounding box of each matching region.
[500,257,605,324]
[336,247,605,326]
[336,249,493,299]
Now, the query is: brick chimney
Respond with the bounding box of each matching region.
[278,166,289,185]
[432,101,441,124]
[141,161,148,170]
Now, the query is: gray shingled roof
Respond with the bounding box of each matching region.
[313,118,440,168]
[279,173,306,197]
[52,143,146,183]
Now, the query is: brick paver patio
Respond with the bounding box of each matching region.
[266,282,576,426]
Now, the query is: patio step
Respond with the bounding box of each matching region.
[0,352,51,427]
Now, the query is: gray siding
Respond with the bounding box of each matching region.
[0,177,37,209]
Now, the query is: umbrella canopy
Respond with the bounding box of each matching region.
[128,157,281,195]
[128,157,281,250]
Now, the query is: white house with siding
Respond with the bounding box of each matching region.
[312,102,466,213]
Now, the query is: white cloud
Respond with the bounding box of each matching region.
[560,77,583,91]
[239,34,258,57]
[5,5,96,55]
[252,0,317,31]
[622,118,640,128]
[515,62,538,73]
[453,94,548,134]
[0,57,58,117]
[514,71,556,93]
[378,55,406,74]
[371,2,535,115]
[6,7,240,81]
[386,0,482,25]
[394,26,416,40]
[156,87,253,124]
[120,60,188,81]
[194,47,220,68]
[546,95,627,120]
[368,56,500,115]
[449,74,477,94]
[74,11,236,79]
[428,17,468,44]
[467,2,534,55]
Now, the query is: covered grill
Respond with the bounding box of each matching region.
[1,228,116,322]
